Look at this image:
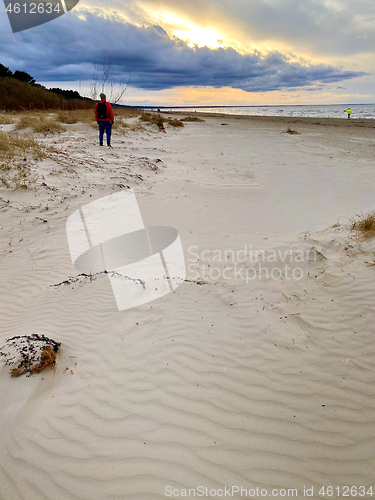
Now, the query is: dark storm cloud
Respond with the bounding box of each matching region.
[0,11,365,92]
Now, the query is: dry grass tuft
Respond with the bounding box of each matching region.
[33,117,65,134]
[0,132,45,157]
[139,112,184,131]
[111,120,147,133]
[283,128,300,135]
[181,116,205,122]
[57,111,79,124]
[167,118,184,128]
[0,115,14,125]
[114,107,141,119]
[15,114,36,130]
[131,124,147,132]
[56,109,96,126]
[0,131,46,189]
[350,212,375,239]
[112,120,129,131]
[57,108,143,132]
[0,162,32,190]
[140,112,166,131]
[15,114,65,134]
[15,111,97,132]
[120,122,146,132]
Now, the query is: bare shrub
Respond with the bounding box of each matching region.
[89,60,130,104]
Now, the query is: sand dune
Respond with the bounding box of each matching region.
[0,113,374,499]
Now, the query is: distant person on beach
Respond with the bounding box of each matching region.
[345,107,352,119]
[95,93,114,147]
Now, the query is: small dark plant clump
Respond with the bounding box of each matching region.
[0,334,61,377]
[283,128,300,135]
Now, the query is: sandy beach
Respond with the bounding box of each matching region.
[1,112,375,499]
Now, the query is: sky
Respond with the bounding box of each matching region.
[0,0,374,106]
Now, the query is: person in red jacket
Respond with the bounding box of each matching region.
[95,93,114,147]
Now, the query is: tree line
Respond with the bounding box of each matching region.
[0,61,129,111]
[0,63,93,110]
[0,63,88,100]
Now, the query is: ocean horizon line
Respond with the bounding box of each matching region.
[135,103,375,109]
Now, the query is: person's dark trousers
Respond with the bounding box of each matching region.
[98,121,112,146]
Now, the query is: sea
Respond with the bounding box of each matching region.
[161,104,375,119]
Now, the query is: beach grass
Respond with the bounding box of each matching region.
[350,212,375,239]
[113,107,141,119]
[140,112,166,131]
[140,112,184,131]
[56,109,96,125]
[167,118,184,127]
[0,163,29,189]
[15,114,65,134]
[15,114,37,130]
[57,108,142,130]
[181,116,205,122]
[112,120,148,133]
[33,117,65,134]
[120,122,147,132]
[57,111,79,124]
[0,115,14,125]
[0,132,47,189]
[0,132,45,157]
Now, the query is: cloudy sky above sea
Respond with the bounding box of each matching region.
[0,0,374,106]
